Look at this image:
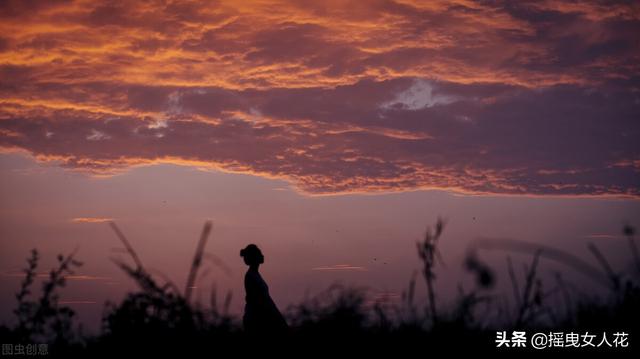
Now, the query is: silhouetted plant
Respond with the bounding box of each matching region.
[12,249,82,344]
[286,284,368,335]
[398,271,419,325]
[2,221,638,355]
[515,251,541,327]
[468,228,640,331]
[624,224,640,276]
[464,251,495,289]
[100,220,237,352]
[416,217,446,323]
[185,221,213,303]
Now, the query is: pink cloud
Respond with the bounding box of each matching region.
[312,264,367,272]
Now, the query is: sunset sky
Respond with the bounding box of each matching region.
[1,0,639,331]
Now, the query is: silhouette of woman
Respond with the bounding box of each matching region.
[240,244,288,334]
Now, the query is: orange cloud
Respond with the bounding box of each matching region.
[1,0,633,90]
[71,217,114,223]
[0,0,638,197]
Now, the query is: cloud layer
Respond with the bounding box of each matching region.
[1,0,639,196]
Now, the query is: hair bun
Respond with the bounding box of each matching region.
[240,249,246,257]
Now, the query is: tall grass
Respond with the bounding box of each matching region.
[1,220,638,355]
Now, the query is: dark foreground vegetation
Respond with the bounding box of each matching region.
[1,220,638,356]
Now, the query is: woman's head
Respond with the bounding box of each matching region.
[240,244,264,266]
